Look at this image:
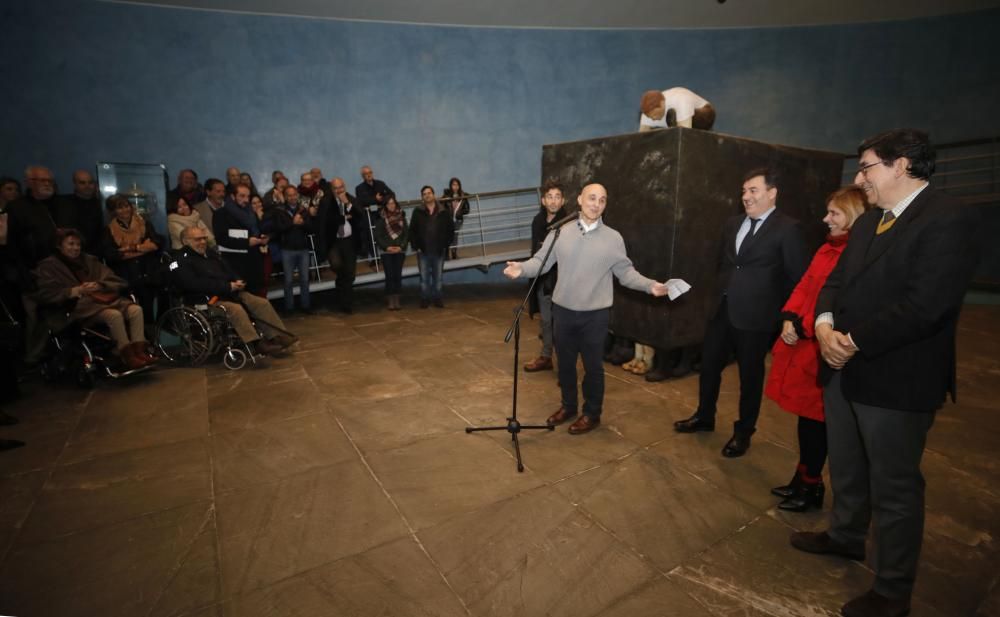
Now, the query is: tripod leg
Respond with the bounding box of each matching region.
[511,433,525,473]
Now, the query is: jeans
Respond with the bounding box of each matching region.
[417,252,444,301]
[553,304,609,418]
[281,249,311,311]
[382,251,405,294]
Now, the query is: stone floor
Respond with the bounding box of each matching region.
[1,284,998,617]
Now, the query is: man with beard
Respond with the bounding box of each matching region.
[213,184,268,295]
[194,178,226,235]
[408,186,454,309]
[7,166,60,363]
[523,179,567,373]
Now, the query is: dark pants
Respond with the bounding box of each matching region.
[382,251,404,294]
[696,298,773,433]
[553,304,608,419]
[330,238,357,311]
[824,372,934,600]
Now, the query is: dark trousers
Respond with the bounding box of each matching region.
[553,304,608,418]
[824,372,934,600]
[330,238,357,310]
[382,251,404,294]
[696,298,773,432]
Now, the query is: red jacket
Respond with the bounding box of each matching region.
[765,234,848,421]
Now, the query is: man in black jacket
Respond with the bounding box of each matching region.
[355,165,392,210]
[674,167,807,457]
[409,186,454,308]
[173,226,294,355]
[791,129,980,617]
[212,184,267,296]
[524,179,567,372]
[58,170,104,251]
[324,178,365,314]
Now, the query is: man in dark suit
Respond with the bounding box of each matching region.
[790,129,980,617]
[674,167,807,457]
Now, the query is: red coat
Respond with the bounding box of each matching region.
[765,234,848,421]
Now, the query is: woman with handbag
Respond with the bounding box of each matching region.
[36,228,155,370]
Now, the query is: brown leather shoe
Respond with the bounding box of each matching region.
[841,589,911,617]
[568,415,600,435]
[546,407,577,426]
[524,356,553,372]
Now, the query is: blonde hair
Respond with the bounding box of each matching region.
[827,185,868,230]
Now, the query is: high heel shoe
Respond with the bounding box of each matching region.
[771,465,805,498]
[778,481,825,512]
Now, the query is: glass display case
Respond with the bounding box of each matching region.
[95,162,169,234]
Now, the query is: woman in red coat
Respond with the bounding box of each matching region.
[765,186,867,512]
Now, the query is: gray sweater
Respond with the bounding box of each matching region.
[519,219,655,311]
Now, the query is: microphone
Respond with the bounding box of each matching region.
[546,211,580,231]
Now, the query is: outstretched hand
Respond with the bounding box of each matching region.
[649,281,668,297]
[503,261,523,279]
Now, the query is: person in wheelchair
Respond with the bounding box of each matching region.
[33,228,156,371]
[173,226,296,356]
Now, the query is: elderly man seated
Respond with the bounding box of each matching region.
[173,226,296,356]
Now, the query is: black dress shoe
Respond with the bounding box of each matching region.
[722,428,755,458]
[674,414,715,433]
[790,531,865,561]
[841,589,911,617]
[778,481,824,512]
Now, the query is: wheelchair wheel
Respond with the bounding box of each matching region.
[155,306,213,366]
[222,347,248,371]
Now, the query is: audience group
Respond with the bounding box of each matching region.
[0,164,474,370]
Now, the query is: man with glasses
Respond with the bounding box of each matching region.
[790,129,980,617]
[7,165,61,363]
[173,226,295,356]
[674,168,807,458]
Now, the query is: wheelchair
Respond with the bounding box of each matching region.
[38,303,153,389]
[154,297,261,371]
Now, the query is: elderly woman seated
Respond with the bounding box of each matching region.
[35,228,156,370]
[167,196,215,251]
[101,193,165,323]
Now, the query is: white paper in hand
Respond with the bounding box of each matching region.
[665,278,691,301]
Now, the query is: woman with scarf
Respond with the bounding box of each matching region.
[441,177,470,260]
[36,228,155,370]
[101,194,165,323]
[167,196,215,251]
[764,185,867,512]
[374,194,408,310]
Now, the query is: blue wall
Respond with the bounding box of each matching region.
[2,1,999,199]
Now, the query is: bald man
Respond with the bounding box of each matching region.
[505,183,670,434]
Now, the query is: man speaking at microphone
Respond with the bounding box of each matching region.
[504,183,672,435]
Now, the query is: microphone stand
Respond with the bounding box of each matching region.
[465,222,569,472]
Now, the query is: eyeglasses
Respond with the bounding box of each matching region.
[856,160,883,178]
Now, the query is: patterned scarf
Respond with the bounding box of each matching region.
[382,206,405,238]
[108,213,147,259]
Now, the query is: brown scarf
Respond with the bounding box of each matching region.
[56,252,118,304]
[108,213,147,259]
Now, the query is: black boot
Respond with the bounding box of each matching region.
[778,481,825,512]
[607,337,634,366]
[771,465,805,498]
[671,345,696,378]
[645,347,676,382]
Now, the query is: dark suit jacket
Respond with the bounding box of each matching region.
[816,187,980,412]
[712,210,807,332]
